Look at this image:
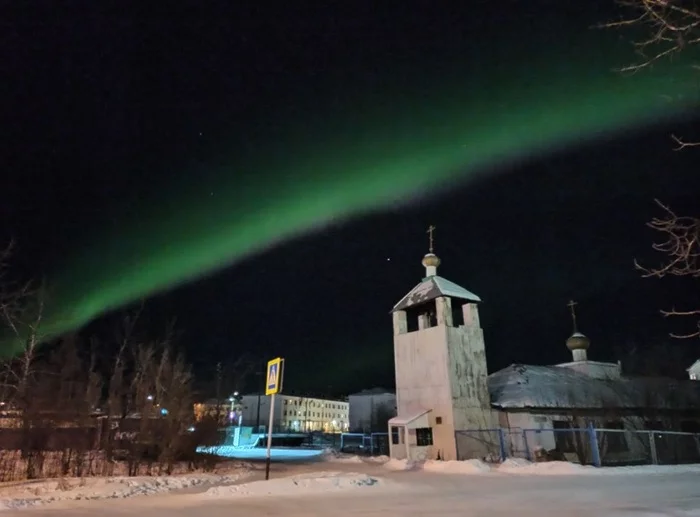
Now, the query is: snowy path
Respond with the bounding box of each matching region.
[6,463,700,516]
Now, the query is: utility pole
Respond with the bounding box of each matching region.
[215,362,222,422]
[254,367,263,432]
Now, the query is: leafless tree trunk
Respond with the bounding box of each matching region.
[0,277,48,479]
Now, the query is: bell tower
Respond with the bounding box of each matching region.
[388,227,496,462]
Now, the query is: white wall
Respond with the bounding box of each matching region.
[348,392,396,432]
[393,300,495,460]
[688,360,700,380]
[500,411,652,464]
[556,360,621,379]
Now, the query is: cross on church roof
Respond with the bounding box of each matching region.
[427,225,436,254]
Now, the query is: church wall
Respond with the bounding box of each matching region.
[446,324,493,426]
[499,410,681,465]
[446,315,498,460]
[394,324,457,459]
[555,361,622,379]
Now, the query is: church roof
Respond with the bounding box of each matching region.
[687,359,700,372]
[392,275,481,312]
[488,364,700,411]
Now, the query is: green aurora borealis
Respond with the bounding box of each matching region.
[12,42,700,352]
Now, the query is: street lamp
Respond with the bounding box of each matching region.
[229,392,240,426]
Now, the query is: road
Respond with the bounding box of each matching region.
[7,463,700,516]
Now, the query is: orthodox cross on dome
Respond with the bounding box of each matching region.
[427,225,436,254]
[567,299,578,333]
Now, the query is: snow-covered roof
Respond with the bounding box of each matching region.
[392,275,481,312]
[389,409,431,426]
[488,364,700,410]
[687,359,700,372]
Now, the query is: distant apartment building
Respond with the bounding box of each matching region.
[194,395,349,433]
[242,394,349,433]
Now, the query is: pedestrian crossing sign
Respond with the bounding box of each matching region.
[265,357,283,395]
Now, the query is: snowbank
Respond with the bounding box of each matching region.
[324,453,390,465]
[382,458,492,473]
[498,458,587,475]
[323,451,369,464]
[205,471,387,497]
[497,459,700,476]
[424,459,492,474]
[0,469,250,510]
[382,458,416,471]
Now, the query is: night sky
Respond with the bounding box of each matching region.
[2,2,699,398]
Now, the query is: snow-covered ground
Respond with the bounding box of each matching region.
[0,463,252,511]
[3,457,700,515]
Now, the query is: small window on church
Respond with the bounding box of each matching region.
[391,426,401,444]
[415,427,433,447]
[435,417,443,425]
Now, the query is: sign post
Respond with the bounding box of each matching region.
[264,357,284,480]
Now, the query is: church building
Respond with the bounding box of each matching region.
[388,228,700,465]
[388,227,497,462]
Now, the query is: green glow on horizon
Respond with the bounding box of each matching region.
[10,39,699,352]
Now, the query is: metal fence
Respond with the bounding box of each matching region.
[338,432,391,456]
[455,426,700,467]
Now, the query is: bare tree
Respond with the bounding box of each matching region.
[634,200,700,338]
[600,3,700,338]
[603,0,700,73]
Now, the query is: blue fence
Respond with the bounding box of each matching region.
[455,426,700,467]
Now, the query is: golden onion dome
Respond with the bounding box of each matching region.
[566,331,590,351]
[422,253,441,268]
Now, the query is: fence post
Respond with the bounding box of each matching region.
[587,422,601,467]
[521,429,531,461]
[648,431,659,465]
[497,428,507,462]
[454,432,461,461]
[340,433,345,451]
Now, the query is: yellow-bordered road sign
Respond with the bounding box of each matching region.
[265,357,283,395]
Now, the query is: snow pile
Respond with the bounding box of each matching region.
[423,459,492,474]
[497,458,588,475]
[325,454,366,464]
[206,471,386,498]
[364,455,390,464]
[0,470,250,510]
[324,453,391,465]
[382,458,416,471]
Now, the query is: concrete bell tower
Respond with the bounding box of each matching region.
[388,226,496,462]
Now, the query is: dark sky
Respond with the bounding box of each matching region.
[2,2,699,398]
